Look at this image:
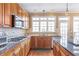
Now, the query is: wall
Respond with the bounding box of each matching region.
[0,28,26,39]
[28,12,79,38]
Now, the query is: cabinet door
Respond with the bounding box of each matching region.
[17,4,22,17]
[0,4,3,27]
[4,3,12,27]
[12,45,20,56]
[10,3,18,15]
[53,42,61,56]
[3,48,14,56]
[30,36,36,49]
[37,36,43,48]
[43,37,52,48]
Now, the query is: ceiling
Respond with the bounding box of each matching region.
[19,3,79,13]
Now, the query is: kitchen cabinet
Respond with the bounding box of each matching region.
[4,3,12,27]
[2,47,15,56]
[59,45,73,56]
[0,4,3,27]
[13,45,20,56]
[17,4,22,17]
[53,41,61,56]
[2,38,30,56]
[53,41,73,56]
[10,3,18,15]
[21,10,29,29]
[30,36,36,48]
[0,3,29,28]
[30,36,52,49]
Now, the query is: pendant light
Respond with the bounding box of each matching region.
[65,3,69,15]
[42,9,46,16]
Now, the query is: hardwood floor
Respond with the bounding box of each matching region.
[28,49,54,56]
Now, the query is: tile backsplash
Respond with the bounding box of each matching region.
[0,28,26,38]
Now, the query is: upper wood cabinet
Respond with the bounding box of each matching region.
[17,4,22,17]
[4,3,12,27]
[10,3,18,15]
[0,4,3,27]
[0,3,29,28]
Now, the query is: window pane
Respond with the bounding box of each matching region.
[40,21,47,26]
[40,26,47,32]
[32,16,56,32]
[48,17,55,20]
[32,18,39,20]
[48,22,54,26]
[48,26,54,32]
[32,22,39,26]
[32,27,39,32]
[40,17,47,20]
[59,16,68,20]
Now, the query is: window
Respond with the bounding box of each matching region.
[32,16,56,32]
[32,17,39,20]
[32,22,39,26]
[32,21,39,32]
[40,17,47,20]
[40,21,47,32]
[73,16,79,44]
[48,22,55,32]
[32,27,39,32]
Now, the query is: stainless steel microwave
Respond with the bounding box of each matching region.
[12,15,24,28]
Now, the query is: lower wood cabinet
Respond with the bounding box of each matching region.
[30,36,52,49]
[53,41,74,56]
[2,38,30,56]
[53,42,61,56]
[12,44,20,56]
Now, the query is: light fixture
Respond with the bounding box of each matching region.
[42,10,46,16]
[65,3,69,15]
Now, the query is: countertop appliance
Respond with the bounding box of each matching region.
[12,15,24,28]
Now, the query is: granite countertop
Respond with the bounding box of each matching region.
[0,36,31,55]
[53,37,79,56]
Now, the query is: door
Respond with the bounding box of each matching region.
[59,16,68,47]
[73,16,79,44]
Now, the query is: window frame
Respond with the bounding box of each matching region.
[32,16,56,33]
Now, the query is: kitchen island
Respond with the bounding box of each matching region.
[30,36,52,49]
[53,37,79,56]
